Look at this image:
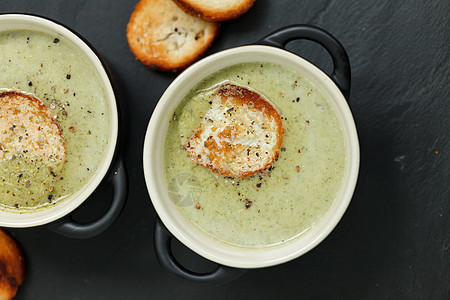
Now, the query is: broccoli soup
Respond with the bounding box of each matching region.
[0,30,110,212]
[164,62,346,248]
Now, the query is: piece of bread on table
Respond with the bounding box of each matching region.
[127,0,220,72]
[172,0,255,22]
[0,229,25,300]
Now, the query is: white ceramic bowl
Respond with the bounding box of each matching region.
[0,14,119,229]
[144,29,359,269]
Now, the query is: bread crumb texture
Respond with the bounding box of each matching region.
[127,0,219,71]
[173,0,256,21]
[0,90,66,165]
[185,84,283,178]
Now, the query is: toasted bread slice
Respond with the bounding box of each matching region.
[127,0,220,72]
[173,0,255,22]
[0,229,25,300]
[185,84,283,178]
[0,90,66,170]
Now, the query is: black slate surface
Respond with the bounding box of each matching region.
[1,0,449,299]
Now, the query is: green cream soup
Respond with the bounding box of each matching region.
[0,30,110,211]
[164,62,346,248]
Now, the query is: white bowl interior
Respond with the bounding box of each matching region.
[143,45,359,268]
[0,14,118,227]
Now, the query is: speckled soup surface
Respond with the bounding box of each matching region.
[0,30,110,211]
[164,62,346,248]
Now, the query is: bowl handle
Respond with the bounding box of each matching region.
[256,24,351,100]
[154,218,246,287]
[48,158,128,239]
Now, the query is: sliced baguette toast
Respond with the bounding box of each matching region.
[0,229,25,300]
[185,84,284,178]
[173,0,255,22]
[127,0,220,72]
[0,90,66,166]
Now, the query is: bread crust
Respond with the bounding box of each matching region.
[185,84,284,178]
[0,229,25,300]
[0,90,66,166]
[127,0,220,72]
[172,0,256,22]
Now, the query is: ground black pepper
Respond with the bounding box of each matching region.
[245,199,253,209]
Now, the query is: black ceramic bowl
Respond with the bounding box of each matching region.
[143,25,359,285]
[0,14,128,238]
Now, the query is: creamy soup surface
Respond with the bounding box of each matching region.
[164,62,346,248]
[0,30,110,211]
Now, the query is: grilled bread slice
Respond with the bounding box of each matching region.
[0,229,25,300]
[173,0,256,22]
[0,90,66,170]
[127,0,220,72]
[185,84,283,178]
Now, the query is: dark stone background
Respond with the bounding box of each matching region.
[1,0,449,299]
